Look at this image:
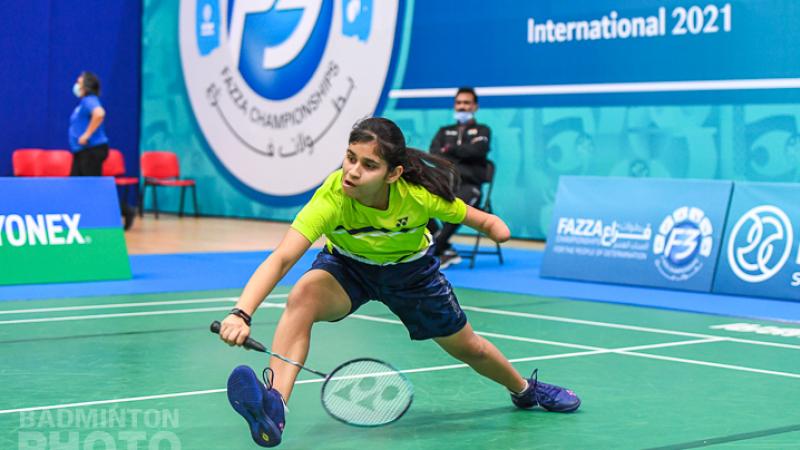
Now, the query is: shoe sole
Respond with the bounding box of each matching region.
[542,397,581,413]
[227,366,282,447]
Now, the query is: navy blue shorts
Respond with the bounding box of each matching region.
[309,248,467,340]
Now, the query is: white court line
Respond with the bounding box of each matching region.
[461,305,800,351]
[0,294,289,315]
[4,300,799,352]
[0,307,236,325]
[1,305,796,415]
[617,351,800,380]
[2,300,798,382]
[6,294,796,349]
[388,78,800,99]
[326,308,800,380]
[0,297,239,315]
[462,305,717,338]
[0,337,718,415]
[4,296,800,356]
[3,300,790,384]
[0,296,285,325]
[350,312,601,351]
[349,312,722,353]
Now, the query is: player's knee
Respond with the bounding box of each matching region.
[469,339,490,361]
[286,284,323,316]
[450,337,488,362]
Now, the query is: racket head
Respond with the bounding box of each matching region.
[320,357,413,427]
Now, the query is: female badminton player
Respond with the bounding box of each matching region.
[218,117,581,447]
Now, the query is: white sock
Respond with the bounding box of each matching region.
[510,380,528,395]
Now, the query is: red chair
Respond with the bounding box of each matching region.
[103,148,140,213]
[140,151,198,218]
[102,148,139,186]
[37,150,73,177]
[12,149,43,176]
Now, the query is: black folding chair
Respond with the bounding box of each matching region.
[461,160,504,269]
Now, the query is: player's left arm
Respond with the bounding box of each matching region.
[462,205,510,243]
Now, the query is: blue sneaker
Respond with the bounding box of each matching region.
[227,366,286,447]
[511,369,581,413]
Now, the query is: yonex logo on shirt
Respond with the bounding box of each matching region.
[0,214,86,247]
[395,217,408,227]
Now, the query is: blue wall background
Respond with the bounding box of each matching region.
[0,0,141,178]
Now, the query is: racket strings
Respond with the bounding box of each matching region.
[322,359,413,426]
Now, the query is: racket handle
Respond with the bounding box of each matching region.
[209,320,267,353]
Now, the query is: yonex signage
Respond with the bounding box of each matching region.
[0,178,131,285]
[0,214,86,247]
[541,176,732,292]
[713,183,800,301]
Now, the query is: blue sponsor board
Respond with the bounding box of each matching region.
[397,0,800,106]
[0,177,131,285]
[0,177,123,228]
[541,176,732,292]
[713,182,800,301]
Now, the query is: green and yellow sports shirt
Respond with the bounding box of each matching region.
[291,170,467,265]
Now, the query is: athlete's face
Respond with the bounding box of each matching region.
[342,141,402,207]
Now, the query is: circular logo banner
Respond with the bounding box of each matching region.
[727,205,794,283]
[652,206,714,282]
[179,0,400,197]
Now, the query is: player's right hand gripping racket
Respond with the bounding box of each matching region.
[210,321,413,427]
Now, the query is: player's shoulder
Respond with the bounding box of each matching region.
[399,178,440,208]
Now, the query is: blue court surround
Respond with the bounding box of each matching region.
[2,247,799,323]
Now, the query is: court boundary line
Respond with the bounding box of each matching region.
[0,296,279,325]
[0,297,242,315]
[3,303,799,415]
[644,423,800,450]
[3,304,797,417]
[6,294,800,350]
[0,295,287,315]
[0,337,720,416]
[460,305,800,351]
[349,312,725,352]
[2,296,798,351]
[1,296,798,415]
[0,307,238,325]
[344,309,800,380]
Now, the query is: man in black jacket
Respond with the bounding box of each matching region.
[428,87,491,268]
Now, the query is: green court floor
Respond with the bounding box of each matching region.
[1,288,799,449]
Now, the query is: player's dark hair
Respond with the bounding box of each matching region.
[349,117,458,202]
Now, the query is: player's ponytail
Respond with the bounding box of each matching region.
[349,117,458,202]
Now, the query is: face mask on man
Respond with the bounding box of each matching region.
[454,111,474,124]
[72,83,82,98]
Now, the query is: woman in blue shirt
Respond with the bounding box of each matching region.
[69,71,109,176]
[68,71,134,229]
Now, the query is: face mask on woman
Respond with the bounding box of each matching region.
[72,83,82,98]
